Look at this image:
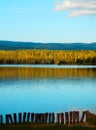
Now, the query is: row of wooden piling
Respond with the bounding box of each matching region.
[0,111,89,125]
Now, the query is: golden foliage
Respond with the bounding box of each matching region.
[0,50,96,65]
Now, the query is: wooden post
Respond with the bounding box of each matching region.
[6,114,13,124]
[49,113,52,124]
[13,113,17,124]
[86,111,90,122]
[45,113,48,124]
[31,113,34,123]
[27,113,31,123]
[0,115,3,125]
[70,111,73,124]
[37,114,41,123]
[41,114,45,123]
[23,112,27,123]
[6,115,9,124]
[56,113,60,124]
[76,111,79,123]
[72,111,80,124]
[80,111,86,123]
[52,113,55,124]
[37,114,45,123]
[73,111,76,124]
[65,112,69,124]
[18,113,22,124]
[35,113,38,123]
[61,113,64,124]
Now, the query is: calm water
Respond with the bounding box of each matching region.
[0,65,96,116]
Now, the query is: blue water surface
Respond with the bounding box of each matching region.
[0,65,96,115]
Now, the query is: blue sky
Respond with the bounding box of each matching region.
[0,0,96,43]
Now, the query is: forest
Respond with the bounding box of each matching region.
[0,50,96,65]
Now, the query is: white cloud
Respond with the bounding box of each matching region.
[54,0,96,17]
[70,10,96,17]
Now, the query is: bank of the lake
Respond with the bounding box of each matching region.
[0,126,95,130]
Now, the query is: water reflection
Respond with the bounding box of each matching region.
[0,66,96,79]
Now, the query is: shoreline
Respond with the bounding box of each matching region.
[0,64,96,68]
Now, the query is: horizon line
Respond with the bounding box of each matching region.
[0,40,96,44]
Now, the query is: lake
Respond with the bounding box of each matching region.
[0,65,96,116]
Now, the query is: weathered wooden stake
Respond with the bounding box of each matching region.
[37,114,40,123]
[61,113,64,124]
[31,113,34,123]
[49,113,52,124]
[23,112,27,123]
[2,110,92,125]
[45,113,48,124]
[76,111,79,123]
[0,115,3,125]
[73,111,77,124]
[86,111,96,123]
[70,111,73,124]
[80,111,86,123]
[18,113,22,124]
[65,112,69,124]
[6,114,13,124]
[41,114,45,123]
[27,113,31,123]
[35,113,38,123]
[52,113,55,124]
[56,113,60,124]
[13,113,17,124]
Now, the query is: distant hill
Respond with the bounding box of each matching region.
[0,41,96,50]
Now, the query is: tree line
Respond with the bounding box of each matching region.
[0,50,96,65]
